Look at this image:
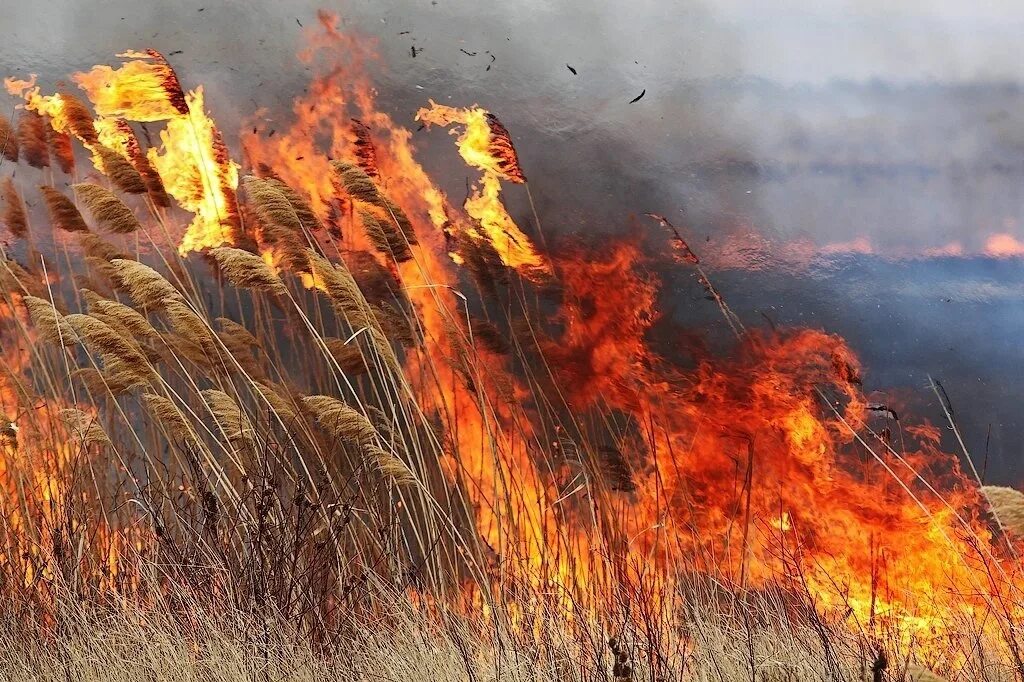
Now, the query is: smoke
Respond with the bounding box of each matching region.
[3,1,1024,477]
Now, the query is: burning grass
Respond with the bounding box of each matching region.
[0,12,1021,681]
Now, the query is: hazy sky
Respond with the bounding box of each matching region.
[3,0,1023,85]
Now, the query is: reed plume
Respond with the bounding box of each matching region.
[80,233,129,262]
[73,183,142,234]
[332,161,381,205]
[59,408,110,447]
[350,118,380,179]
[109,258,181,308]
[364,443,416,486]
[81,288,158,340]
[982,485,1024,536]
[252,381,297,423]
[323,337,368,376]
[47,126,76,174]
[485,112,526,183]
[17,111,49,168]
[208,247,288,295]
[0,113,18,162]
[161,297,216,354]
[301,395,377,446]
[64,313,156,377]
[0,258,44,297]
[265,177,323,233]
[242,175,302,233]
[1,177,28,239]
[94,146,148,194]
[216,317,262,350]
[305,250,373,330]
[242,175,310,270]
[111,119,169,206]
[59,92,100,146]
[202,388,255,448]
[40,185,90,233]
[332,161,416,245]
[140,393,196,445]
[359,209,412,262]
[22,295,77,345]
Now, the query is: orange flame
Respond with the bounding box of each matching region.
[416,101,548,277]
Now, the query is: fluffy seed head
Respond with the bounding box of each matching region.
[982,485,1024,536]
[1,177,28,239]
[209,247,287,295]
[73,183,142,234]
[40,185,89,233]
[302,395,377,446]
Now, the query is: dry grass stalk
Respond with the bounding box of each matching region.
[73,183,142,234]
[75,362,149,397]
[1,177,28,239]
[22,295,77,345]
[40,185,90,233]
[47,126,75,174]
[208,247,287,295]
[301,395,377,446]
[58,408,110,447]
[109,259,181,309]
[94,146,148,194]
[0,113,19,162]
[982,485,1024,536]
[17,111,49,168]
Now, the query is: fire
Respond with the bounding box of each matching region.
[2,14,1023,670]
[9,51,239,254]
[72,49,189,120]
[148,87,240,254]
[416,101,548,277]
